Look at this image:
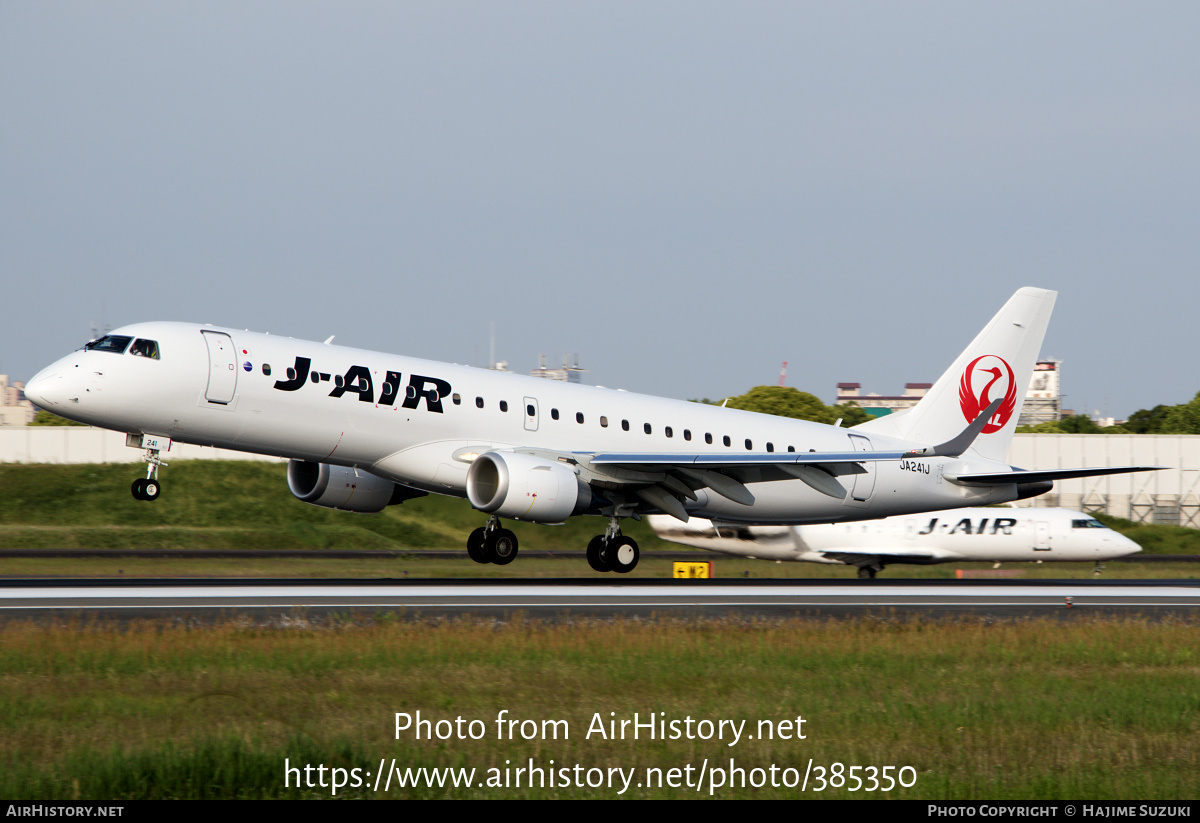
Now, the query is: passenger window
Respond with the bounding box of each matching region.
[262,364,272,376]
[622,420,630,431]
[600,416,608,428]
[723,436,731,447]
[476,397,484,408]
[576,412,585,424]
[644,423,652,434]
[683,430,692,441]
[84,335,133,354]
[551,408,559,420]
[500,400,508,412]
[766,442,774,453]
[129,339,160,359]
[787,446,795,453]
[452,393,461,405]
[527,404,535,417]
[665,426,673,438]
[745,439,753,450]
[705,433,713,445]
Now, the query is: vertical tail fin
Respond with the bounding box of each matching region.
[853,287,1056,462]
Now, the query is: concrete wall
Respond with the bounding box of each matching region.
[1010,434,1200,527]
[2,428,1197,527]
[0,427,281,464]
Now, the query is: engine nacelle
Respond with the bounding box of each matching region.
[466,452,585,524]
[287,460,404,513]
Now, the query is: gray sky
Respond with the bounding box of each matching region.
[3,2,1197,419]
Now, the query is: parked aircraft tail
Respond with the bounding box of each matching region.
[854,287,1056,463]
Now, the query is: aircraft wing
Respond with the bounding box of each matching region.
[946,466,1164,485]
[583,449,905,512]
[819,547,957,565]
[589,450,909,469]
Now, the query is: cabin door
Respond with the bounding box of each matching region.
[846,434,876,502]
[202,331,238,405]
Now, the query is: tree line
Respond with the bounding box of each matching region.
[697,386,1200,435]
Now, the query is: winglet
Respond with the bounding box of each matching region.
[904,398,1003,459]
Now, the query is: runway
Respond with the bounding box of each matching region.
[2,577,1199,621]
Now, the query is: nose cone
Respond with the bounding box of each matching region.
[1117,535,1142,557]
[1101,532,1142,559]
[23,367,60,409]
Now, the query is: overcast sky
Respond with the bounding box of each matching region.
[2,2,1197,419]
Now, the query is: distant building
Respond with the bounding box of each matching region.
[1019,360,1062,426]
[836,358,1064,425]
[530,355,586,384]
[835,382,931,418]
[0,375,36,426]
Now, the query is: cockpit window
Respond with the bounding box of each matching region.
[129,338,160,359]
[1072,519,1106,529]
[84,335,133,354]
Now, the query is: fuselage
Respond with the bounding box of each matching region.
[26,321,1024,525]
[649,508,1142,564]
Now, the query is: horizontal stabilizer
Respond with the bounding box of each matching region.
[946,466,1164,485]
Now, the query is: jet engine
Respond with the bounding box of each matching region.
[466,452,588,523]
[287,460,421,513]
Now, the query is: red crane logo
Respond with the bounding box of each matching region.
[958,355,1018,434]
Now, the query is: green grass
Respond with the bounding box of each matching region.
[0,615,1197,799]
[1095,514,1200,555]
[0,461,668,553]
[0,462,1196,578]
[0,554,1194,580]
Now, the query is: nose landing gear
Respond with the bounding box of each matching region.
[131,447,167,501]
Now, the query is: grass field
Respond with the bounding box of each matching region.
[0,614,1197,799]
[0,461,1197,580]
[0,554,1196,580]
[2,462,1198,800]
[0,461,667,553]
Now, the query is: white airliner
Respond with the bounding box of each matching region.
[24,287,1156,574]
[648,507,1142,578]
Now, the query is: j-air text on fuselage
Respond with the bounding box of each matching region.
[649,506,1142,579]
[25,287,1161,575]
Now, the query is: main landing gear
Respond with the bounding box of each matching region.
[856,563,884,580]
[586,517,640,574]
[131,447,167,502]
[467,516,519,566]
[464,515,641,574]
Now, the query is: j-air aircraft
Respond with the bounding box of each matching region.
[25,287,1158,574]
[648,507,1142,578]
